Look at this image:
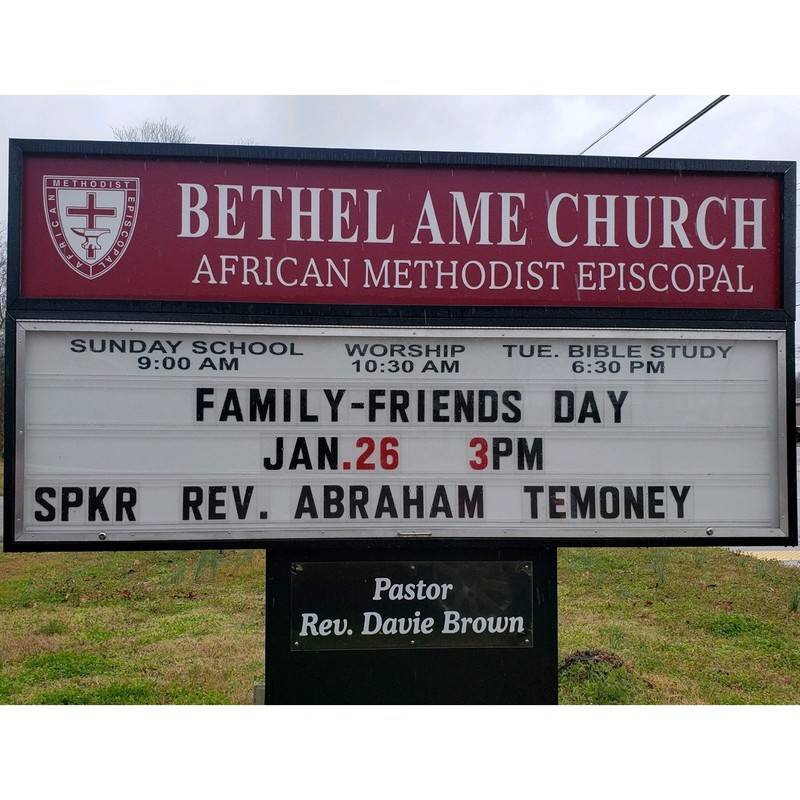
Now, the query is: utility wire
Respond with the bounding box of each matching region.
[579,95,656,155]
[639,95,729,157]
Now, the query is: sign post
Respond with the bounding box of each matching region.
[4,139,796,703]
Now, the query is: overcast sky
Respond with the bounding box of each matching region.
[2,94,799,316]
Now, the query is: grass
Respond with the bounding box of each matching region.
[0,543,799,704]
[558,547,800,704]
[0,548,265,704]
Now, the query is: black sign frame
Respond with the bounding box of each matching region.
[4,138,797,551]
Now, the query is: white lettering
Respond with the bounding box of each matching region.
[330,188,359,243]
[587,194,618,247]
[499,192,526,245]
[696,196,726,250]
[178,183,209,238]
[733,198,765,250]
[251,186,283,240]
[411,192,444,244]
[450,191,492,244]
[215,185,245,239]
[288,187,323,242]
[547,193,579,247]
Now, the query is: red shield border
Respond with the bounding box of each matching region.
[42,176,140,280]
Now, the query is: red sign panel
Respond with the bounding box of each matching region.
[20,153,784,309]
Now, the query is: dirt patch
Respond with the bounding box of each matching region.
[560,649,624,671]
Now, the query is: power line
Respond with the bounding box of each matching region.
[639,96,729,157]
[579,95,656,155]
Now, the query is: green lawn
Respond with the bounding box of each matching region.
[558,547,800,703]
[0,545,798,704]
[0,549,265,704]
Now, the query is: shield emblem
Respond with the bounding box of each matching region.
[43,176,140,279]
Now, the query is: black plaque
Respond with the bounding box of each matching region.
[290,560,533,651]
[265,546,558,704]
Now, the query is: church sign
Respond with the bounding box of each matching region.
[3,139,796,550]
[17,152,785,309]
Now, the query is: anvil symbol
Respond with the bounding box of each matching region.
[70,227,111,262]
